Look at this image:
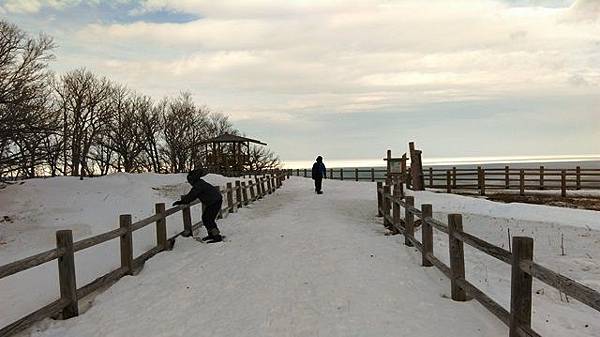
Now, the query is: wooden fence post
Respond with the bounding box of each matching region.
[448,214,467,301]
[377,182,383,217]
[182,204,192,238]
[120,214,133,275]
[355,168,359,181]
[421,204,433,267]
[480,168,486,196]
[296,169,299,177]
[477,166,482,191]
[304,169,307,177]
[235,181,242,207]
[383,185,391,227]
[505,166,510,189]
[56,230,78,319]
[576,166,581,190]
[330,168,333,179]
[226,182,234,212]
[340,168,344,181]
[217,188,224,219]
[428,167,433,188]
[405,196,415,246]
[452,167,457,189]
[446,170,452,193]
[260,178,266,197]
[539,166,544,190]
[391,184,401,234]
[267,176,272,194]
[249,180,256,201]
[255,178,262,199]
[519,170,525,196]
[241,182,249,205]
[561,170,567,198]
[371,168,375,182]
[155,203,168,244]
[509,237,534,337]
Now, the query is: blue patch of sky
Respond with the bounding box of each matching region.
[4,1,199,28]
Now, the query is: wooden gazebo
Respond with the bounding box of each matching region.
[200,133,267,175]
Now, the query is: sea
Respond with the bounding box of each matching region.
[283,155,600,183]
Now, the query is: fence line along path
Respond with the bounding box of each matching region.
[288,165,600,197]
[377,181,600,337]
[0,171,287,337]
[4,176,510,337]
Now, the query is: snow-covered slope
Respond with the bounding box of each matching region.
[2,176,599,336]
[0,173,236,327]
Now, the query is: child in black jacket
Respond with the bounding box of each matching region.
[173,169,223,243]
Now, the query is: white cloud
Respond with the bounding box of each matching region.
[12,0,595,137]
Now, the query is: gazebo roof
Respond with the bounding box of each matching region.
[202,133,267,145]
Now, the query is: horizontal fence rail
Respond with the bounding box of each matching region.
[424,166,600,196]
[376,181,600,337]
[288,166,600,196]
[0,171,288,337]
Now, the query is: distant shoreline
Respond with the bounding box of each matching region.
[283,155,600,169]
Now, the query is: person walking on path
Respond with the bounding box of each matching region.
[173,168,223,243]
[311,156,326,194]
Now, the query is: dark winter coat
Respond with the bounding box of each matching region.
[311,160,326,180]
[178,169,223,205]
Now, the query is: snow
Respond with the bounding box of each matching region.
[0,173,236,328]
[1,176,599,336]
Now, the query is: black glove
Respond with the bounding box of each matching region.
[173,200,183,206]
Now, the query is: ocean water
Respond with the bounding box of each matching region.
[285,158,600,187]
[283,155,600,170]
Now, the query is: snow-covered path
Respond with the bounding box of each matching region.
[28,177,506,337]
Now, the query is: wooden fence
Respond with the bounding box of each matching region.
[287,168,388,182]
[376,181,600,337]
[288,166,600,196]
[425,166,600,196]
[0,172,288,337]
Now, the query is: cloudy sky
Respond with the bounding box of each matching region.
[2,0,599,164]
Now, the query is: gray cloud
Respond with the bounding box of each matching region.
[4,0,600,161]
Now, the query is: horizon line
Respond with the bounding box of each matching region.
[282,154,600,169]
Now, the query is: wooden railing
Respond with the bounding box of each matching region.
[0,172,288,337]
[288,166,600,196]
[376,182,600,337]
[424,166,600,196]
[287,168,388,182]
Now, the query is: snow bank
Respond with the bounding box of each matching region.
[0,173,236,327]
[2,176,599,337]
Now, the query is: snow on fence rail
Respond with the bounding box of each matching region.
[0,171,288,337]
[376,181,600,337]
[288,166,600,196]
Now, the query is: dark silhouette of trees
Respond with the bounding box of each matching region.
[0,19,280,179]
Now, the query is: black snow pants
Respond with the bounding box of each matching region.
[314,177,323,193]
[202,199,222,236]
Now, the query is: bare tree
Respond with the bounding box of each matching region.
[139,99,163,173]
[207,111,238,138]
[0,20,56,177]
[247,145,281,171]
[53,68,112,177]
[97,86,149,173]
[161,92,210,173]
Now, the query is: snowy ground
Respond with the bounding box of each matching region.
[0,173,237,328]
[1,176,599,336]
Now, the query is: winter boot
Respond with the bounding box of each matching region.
[205,234,223,243]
